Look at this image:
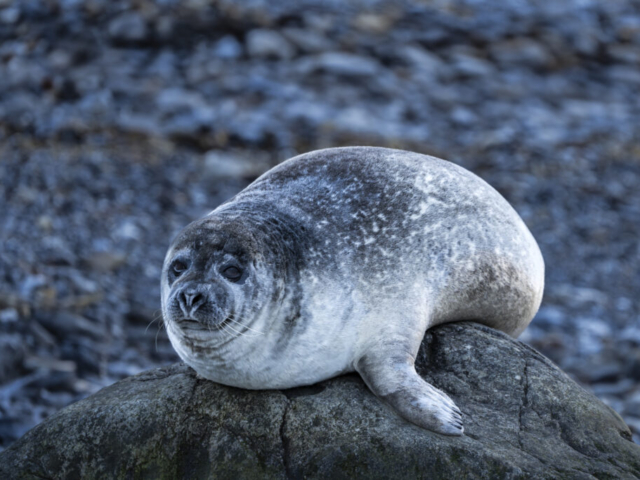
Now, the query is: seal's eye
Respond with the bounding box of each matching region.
[222,266,242,282]
[171,260,188,276]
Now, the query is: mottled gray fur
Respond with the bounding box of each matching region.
[161,147,544,435]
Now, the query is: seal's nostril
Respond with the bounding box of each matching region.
[178,289,207,315]
[188,292,204,306]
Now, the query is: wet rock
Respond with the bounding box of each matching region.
[1,324,638,478]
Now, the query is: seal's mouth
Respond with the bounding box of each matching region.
[176,316,231,332]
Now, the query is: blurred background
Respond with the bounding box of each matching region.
[0,0,639,450]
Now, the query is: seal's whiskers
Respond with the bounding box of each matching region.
[227,315,265,335]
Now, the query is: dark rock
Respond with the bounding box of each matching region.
[1,323,638,478]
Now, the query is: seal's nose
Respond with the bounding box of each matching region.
[177,288,207,317]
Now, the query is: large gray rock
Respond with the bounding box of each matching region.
[1,323,638,479]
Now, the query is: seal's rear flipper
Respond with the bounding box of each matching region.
[356,353,464,436]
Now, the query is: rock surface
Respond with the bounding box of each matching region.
[1,323,638,479]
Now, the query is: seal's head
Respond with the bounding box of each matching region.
[161,213,280,350]
[161,206,310,388]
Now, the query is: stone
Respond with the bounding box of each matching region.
[107,12,148,43]
[213,35,243,59]
[490,39,553,69]
[37,312,105,341]
[352,13,396,34]
[609,66,640,84]
[203,150,270,179]
[0,334,24,384]
[608,45,640,64]
[0,308,18,323]
[399,44,444,74]
[450,106,477,126]
[246,29,295,60]
[156,88,205,114]
[450,52,495,78]
[281,28,334,53]
[0,7,19,25]
[1,323,638,478]
[296,52,381,77]
[84,251,127,272]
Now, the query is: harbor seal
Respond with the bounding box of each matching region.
[161,146,544,435]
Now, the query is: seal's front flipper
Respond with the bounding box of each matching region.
[356,353,464,436]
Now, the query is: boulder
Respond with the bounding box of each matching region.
[1,323,638,479]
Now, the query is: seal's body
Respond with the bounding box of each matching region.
[162,147,544,435]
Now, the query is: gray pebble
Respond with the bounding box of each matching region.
[246,29,295,60]
[296,52,381,77]
[214,35,243,59]
[108,12,148,43]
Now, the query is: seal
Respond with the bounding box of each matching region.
[161,146,544,435]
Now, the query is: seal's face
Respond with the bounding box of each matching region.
[161,216,266,344]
